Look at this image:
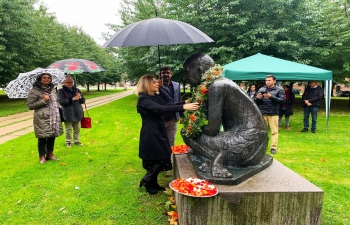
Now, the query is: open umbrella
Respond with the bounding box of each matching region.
[46,59,106,74]
[4,68,65,99]
[103,17,214,70]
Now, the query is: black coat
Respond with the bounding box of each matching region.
[302,86,323,108]
[279,90,295,116]
[137,93,184,160]
[57,86,85,122]
[256,85,285,115]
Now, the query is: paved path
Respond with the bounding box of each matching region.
[0,90,134,144]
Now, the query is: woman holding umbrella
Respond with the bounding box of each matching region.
[27,72,63,164]
[135,74,199,194]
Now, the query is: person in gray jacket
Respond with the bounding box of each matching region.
[58,76,85,147]
[27,72,63,164]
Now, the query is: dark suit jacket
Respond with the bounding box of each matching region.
[159,81,184,122]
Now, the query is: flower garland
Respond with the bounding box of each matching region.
[183,64,223,138]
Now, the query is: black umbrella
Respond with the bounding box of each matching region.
[103,18,214,71]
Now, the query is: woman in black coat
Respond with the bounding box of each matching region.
[135,74,199,194]
[278,85,295,130]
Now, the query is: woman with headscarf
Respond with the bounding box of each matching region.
[27,72,63,164]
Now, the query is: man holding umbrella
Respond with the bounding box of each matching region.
[158,66,183,147]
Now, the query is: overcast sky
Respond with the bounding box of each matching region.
[37,0,123,46]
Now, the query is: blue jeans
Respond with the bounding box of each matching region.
[303,107,318,130]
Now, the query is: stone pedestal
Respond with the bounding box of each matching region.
[173,154,323,225]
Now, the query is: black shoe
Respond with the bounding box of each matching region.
[139,179,158,194]
[270,148,277,154]
[301,128,308,132]
[311,129,316,133]
[145,184,158,195]
[154,183,166,191]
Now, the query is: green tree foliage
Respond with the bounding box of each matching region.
[316,0,350,83]
[0,0,38,85]
[0,0,121,89]
[110,0,329,83]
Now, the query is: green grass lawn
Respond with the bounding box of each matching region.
[0,94,349,224]
[0,88,126,117]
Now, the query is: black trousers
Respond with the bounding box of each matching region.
[142,164,161,184]
[37,137,55,156]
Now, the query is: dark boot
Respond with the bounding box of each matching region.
[139,179,158,195]
[39,155,46,164]
[46,152,59,160]
[152,177,166,191]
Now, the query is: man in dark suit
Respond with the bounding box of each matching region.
[158,66,183,147]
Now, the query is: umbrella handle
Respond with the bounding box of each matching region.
[158,45,161,75]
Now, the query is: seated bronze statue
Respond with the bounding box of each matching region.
[181,53,271,182]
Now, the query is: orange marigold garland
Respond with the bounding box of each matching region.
[183,64,223,138]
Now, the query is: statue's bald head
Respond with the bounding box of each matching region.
[183,53,214,86]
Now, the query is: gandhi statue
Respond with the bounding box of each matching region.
[182,53,270,180]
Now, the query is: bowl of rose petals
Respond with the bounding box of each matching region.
[169,177,218,197]
[171,144,190,154]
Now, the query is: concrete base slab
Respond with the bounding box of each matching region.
[173,154,324,225]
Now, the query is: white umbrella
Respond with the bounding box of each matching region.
[4,68,65,99]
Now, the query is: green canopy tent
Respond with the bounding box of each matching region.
[223,53,333,131]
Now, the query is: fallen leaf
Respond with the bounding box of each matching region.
[167,211,178,219]
[165,201,173,211]
[169,196,175,203]
[60,163,66,166]
[321,158,326,162]
[60,206,66,211]
[17,199,22,204]
[168,217,178,225]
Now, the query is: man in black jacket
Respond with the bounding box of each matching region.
[301,81,324,133]
[256,75,285,154]
[158,66,183,147]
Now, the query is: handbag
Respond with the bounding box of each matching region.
[59,107,66,122]
[81,103,92,128]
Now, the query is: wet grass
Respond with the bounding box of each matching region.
[0,94,349,224]
[0,88,127,117]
